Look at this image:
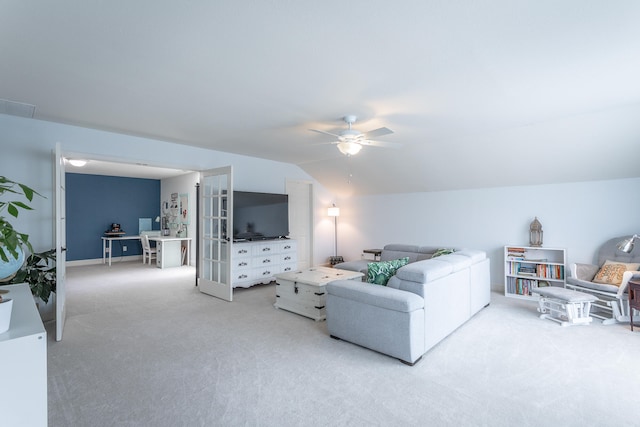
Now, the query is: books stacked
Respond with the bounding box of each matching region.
[506,247,525,260]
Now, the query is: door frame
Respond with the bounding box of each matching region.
[54,143,67,341]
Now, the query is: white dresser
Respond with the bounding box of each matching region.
[231,239,297,288]
[0,283,47,427]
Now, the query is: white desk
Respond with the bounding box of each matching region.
[102,235,192,267]
[149,236,192,268]
[102,235,142,266]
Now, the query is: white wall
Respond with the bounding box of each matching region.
[0,114,335,265]
[336,178,640,290]
[4,113,637,283]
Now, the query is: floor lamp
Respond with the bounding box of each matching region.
[328,204,343,265]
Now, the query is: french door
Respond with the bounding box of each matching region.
[54,143,67,341]
[198,166,233,301]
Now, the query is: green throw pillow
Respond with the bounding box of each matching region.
[431,248,455,258]
[367,257,410,286]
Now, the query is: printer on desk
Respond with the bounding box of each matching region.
[104,223,125,236]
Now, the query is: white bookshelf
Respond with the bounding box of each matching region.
[504,245,566,300]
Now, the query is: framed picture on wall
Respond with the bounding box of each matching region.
[179,193,189,224]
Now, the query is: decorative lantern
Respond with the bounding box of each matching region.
[529,217,543,247]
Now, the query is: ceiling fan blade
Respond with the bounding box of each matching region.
[309,129,341,138]
[362,127,393,139]
[360,140,403,148]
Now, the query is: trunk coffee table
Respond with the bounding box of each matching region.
[274,266,364,321]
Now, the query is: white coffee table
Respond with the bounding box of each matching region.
[274,266,364,321]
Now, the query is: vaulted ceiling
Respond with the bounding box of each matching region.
[2,1,640,197]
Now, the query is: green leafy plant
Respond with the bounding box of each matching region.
[0,176,43,262]
[9,249,56,303]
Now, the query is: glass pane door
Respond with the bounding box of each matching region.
[198,166,233,301]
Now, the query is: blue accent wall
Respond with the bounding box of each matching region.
[66,173,160,261]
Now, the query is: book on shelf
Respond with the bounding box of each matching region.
[507,277,541,296]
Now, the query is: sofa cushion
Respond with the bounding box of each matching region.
[432,254,472,272]
[566,276,620,293]
[367,257,410,285]
[326,280,424,313]
[593,260,640,286]
[454,249,487,264]
[333,259,369,275]
[395,259,453,283]
[381,244,421,263]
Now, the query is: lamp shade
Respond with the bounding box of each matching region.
[328,206,340,217]
[617,234,639,253]
[337,142,362,156]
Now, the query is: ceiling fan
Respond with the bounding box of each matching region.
[309,115,399,156]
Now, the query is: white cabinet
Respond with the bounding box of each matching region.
[232,240,297,288]
[0,283,47,427]
[504,245,566,300]
[157,239,182,268]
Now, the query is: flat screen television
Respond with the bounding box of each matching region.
[232,191,289,241]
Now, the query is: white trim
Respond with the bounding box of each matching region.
[66,255,142,267]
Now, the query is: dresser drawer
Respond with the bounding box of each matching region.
[280,262,297,274]
[253,242,280,256]
[232,244,252,258]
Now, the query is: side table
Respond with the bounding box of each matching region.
[629,279,640,332]
[363,248,382,261]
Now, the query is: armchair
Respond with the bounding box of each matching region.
[566,236,640,325]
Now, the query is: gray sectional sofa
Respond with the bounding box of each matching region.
[327,245,490,365]
[334,244,455,276]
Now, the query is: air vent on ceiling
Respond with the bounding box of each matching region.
[0,98,36,118]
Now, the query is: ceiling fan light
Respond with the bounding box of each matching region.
[337,142,362,156]
[67,159,88,167]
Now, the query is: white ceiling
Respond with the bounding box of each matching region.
[2,1,640,196]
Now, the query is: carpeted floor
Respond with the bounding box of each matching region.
[46,261,640,426]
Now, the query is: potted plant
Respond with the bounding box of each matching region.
[8,249,56,320]
[0,175,43,281]
[10,249,56,301]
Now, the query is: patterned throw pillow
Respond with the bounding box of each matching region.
[431,248,456,258]
[593,260,640,286]
[367,257,410,286]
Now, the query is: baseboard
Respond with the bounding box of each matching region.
[66,255,142,267]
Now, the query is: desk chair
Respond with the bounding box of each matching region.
[141,234,157,265]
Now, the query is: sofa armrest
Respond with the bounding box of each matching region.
[326,280,424,312]
[333,260,370,276]
[570,263,599,281]
[617,271,640,297]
